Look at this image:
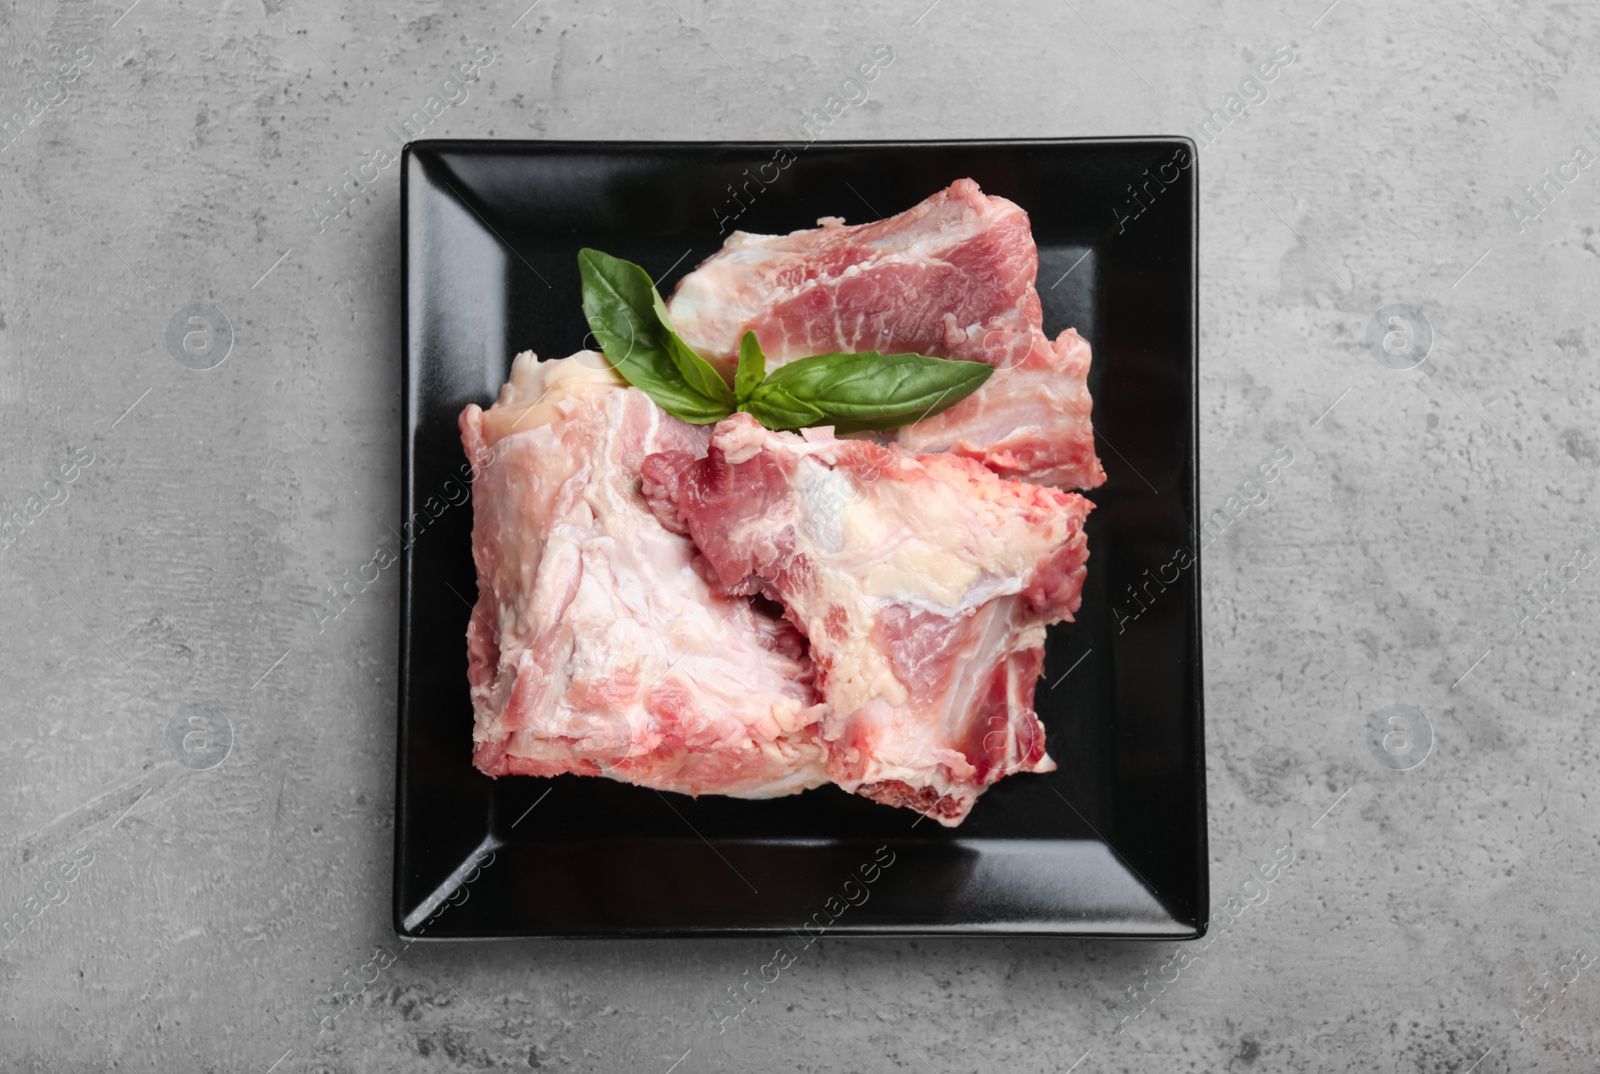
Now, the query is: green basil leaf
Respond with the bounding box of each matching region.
[578,249,734,425]
[734,331,766,402]
[653,289,737,404]
[761,352,993,434]
[740,384,825,432]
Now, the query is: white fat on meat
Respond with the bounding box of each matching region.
[458,352,828,798]
[643,413,1093,825]
[666,178,1107,491]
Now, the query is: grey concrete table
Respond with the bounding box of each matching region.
[3,0,1597,1070]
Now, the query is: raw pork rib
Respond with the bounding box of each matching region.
[644,413,1093,825]
[666,178,1107,490]
[459,352,828,797]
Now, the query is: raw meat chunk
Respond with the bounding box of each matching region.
[666,178,1106,490]
[459,353,828,798]
[644,413,1092,824]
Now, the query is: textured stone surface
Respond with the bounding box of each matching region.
[2,0,1598,1070]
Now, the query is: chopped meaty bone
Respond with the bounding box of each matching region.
[459,352,828,798]
[665,177,1107,491]
[643,412,1093,825]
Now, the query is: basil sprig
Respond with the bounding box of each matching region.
[578,249,992,432]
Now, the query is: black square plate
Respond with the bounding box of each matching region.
[397,139,1203,938]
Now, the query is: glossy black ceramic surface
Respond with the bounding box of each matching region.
[396,139,1203,938]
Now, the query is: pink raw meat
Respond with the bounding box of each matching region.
[666,178,1107,490]
[459,352,828,798]
[644,412,1092,825]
